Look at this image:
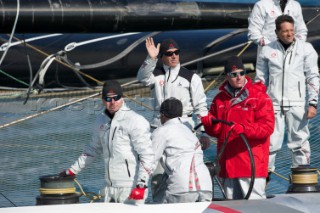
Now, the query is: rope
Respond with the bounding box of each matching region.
[0,80,151,129]
[73,179,101,203]
[61,31,160,70]
[292,173,318,184]
[269,170,289,182]
[0,34,62,52]
[64,33,140,52]
[10,36,103,85]
[0,0,20,66]
[0,92,100,129]
[0,69,29,87]
[39,187,76,195]
[306,12,320,26]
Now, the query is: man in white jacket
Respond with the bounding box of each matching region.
[248,0,307,54]
[255,15,319,175]
[151,97,212,203]
[60,80,154,203]
[137,38,208,133]
[137,38,211,201]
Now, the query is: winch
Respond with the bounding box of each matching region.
[287,165,320,193]
[36,174,81,205]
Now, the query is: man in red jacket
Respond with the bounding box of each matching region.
[201,56,275,199]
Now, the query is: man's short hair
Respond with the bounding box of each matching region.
[160,97,183,119]
[275,15,295,31]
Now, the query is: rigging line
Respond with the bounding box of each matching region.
[123,94,153,111]
[306,11,320,26]
[197,29,248,75]
[0,0,20,66]
[23,54,56,104]
[0,192,17,207]
[23,34,35,104]
[0,81,147,129]
[64,32,140,52]
[0,69,29,87]
[204,29,248,50]
[61,31,161,70]
[54,61,92,89]
[10,36,103,85]
[237,40,252,57]
[0,34,63,52]
[181,41,248,67]
[268,170,289,182]
[0,92,100,130]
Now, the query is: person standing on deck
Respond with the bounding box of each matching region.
[255,15,319,176]
[152,97,212,203]
[137,38,210,148]
[137,38,211,202]
[248,0,307,56]
[59,80,154,204]
[202,56,275,199]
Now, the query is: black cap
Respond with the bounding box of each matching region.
[224,56,244,73]
[159,39,179,57]
[102,80,123,97]
[160,97,183,119]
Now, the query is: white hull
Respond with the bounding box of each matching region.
[2,193,320,213]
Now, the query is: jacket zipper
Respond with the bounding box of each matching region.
[125,159,131,177]
[108,126,117,186]
[298,81,301,97]
[281,51,289,107]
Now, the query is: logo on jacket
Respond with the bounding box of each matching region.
[178,82,182,86]
[270,10,275,17]
[159,80,164,86]
[100,124,104,129]
[271,52,277,58]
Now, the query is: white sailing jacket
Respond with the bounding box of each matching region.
[151,118,212,194]
[255,39,319,109]
[137,56,208,126]
[69,102,154,188]
[248,0,307,45]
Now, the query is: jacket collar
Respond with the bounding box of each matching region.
[104,100,129,121]
[163,117,183,126]
[219,76,252,105]
[163,63,180,74]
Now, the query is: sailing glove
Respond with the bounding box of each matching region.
[128,180,147,200]
[59,169,75,177]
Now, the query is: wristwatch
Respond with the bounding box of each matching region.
[309,102,318,109]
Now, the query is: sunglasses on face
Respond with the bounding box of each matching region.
[163,49,180,57]
[104,95,122,102]
[227,70,246,78]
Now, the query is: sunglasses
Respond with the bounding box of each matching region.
[104,95,122,102]
[163,49,180,57]
[227,70,246,78]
